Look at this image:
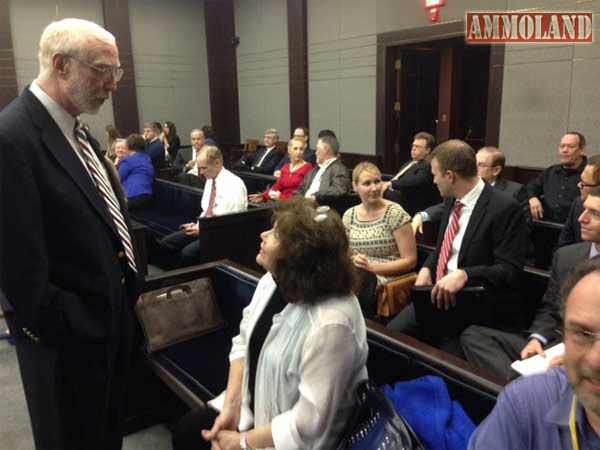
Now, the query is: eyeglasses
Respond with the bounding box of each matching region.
[561,326,600,348]
[68,55,124,82]
[578,181,599,189]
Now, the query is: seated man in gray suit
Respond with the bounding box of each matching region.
[460,185,600,380]
[295,135,351,203]
[174,128,205,187]
[412,146,528,233]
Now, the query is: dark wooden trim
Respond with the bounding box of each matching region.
[287,0,308,131]
[485,45,505,147]
[0,0,18,109]
[340,152,382,170]
[376,21,464,166]
[437,44,463,143]
[204,0,240,145]
[102,0,140,135]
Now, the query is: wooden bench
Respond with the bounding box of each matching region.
[530,219,564,270]
[138,261,504,427]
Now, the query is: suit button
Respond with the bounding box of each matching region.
[117,251,125,259]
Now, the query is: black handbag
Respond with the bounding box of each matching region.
[336,380,425,450]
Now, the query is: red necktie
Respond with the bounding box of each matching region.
[436,200,464,281]
[205,180,217,217]
[74,120,137,273]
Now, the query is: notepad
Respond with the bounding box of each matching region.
[510,343,565,376]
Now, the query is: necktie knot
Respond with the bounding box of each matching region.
[454,200,464,213]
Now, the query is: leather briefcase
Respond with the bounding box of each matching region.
[135,277,226,353]
[377,272,417,318]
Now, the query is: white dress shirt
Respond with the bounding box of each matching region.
[200,167,247,218]
[29,80,110,183]
[305,157,337,197]
[188,147,199,175]
[209,273,369,450]
[446,177,485,273]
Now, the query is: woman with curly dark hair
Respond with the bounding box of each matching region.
[172,198,368,450]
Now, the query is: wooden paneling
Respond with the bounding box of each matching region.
[287,0,308,131]
[204,0,240,146]
[0,0,18,109]
[102,0,140,135]
[485,45,505,147]
[437,44,462,143]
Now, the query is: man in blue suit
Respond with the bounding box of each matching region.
[143,121,166,169]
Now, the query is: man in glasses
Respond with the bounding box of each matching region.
[0,18,141,449]
[469,259,600,450]
[527,132,587,223]
[461,186,600,380]
[558,154,600,247]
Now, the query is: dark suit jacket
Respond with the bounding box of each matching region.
[236,146,283,175]
[174,146,195,172]
[390,159,433,190]
[528,241,591,343]
[296,158,351,203]
[558,197,583,247]
[425,178,529,223]
[0,89,142,446]
[424,183,528,329]
[146,138,166,168]
[386,159,440,215]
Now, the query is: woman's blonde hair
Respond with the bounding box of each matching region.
[352,161,381,184]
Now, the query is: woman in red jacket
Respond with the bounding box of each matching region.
[248,138,312,202]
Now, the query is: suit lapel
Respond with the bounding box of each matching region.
[494,178,507,192]
[458,184,491,264]
[23,90,119,238]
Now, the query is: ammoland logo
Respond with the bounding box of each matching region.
[466,12,593,43]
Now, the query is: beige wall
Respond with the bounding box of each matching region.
[129,0,211,144]
[235,0,290,142]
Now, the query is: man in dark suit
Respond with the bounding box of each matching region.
[558,154,600,247]
[296,134,351,203]
[461,186,600,380]
[273,126,316,175]
[235,128,283,175]
[387,140,528,344]
[382,131,440,215]
[174,128,205,187]
[0,18,141,449]
[412,146,529,232]
[144,121,166,169]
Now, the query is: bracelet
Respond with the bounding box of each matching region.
[240,432,253,450]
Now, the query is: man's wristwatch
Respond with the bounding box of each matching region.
[240,432,253,450]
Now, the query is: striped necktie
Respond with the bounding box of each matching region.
[74,120,138,273]
[436,200,464,281]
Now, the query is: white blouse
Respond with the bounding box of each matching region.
[209,272,369,450]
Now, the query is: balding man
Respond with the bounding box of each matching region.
[0,18,141,448]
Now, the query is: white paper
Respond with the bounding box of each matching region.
[510,342,565,376]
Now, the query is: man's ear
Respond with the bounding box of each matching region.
[53,53,70,77]
[492,166,502,178]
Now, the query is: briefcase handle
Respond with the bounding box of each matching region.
[156,284,192,301]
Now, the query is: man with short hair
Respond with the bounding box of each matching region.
[274,126,316,175]
[173,129,205,187]
[558,154,600,247]
[387,140,528,344]
[160,146,247,265]
[0,18,141,449]
[413,146,528,232]
[296,135,351,202]
[461,186,600,380]
[527,132,587,223]
[468,259,600,450]
[143,121,166,168]
[236,128,283,175]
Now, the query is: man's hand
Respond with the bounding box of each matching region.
[248,193,264,203]
[185,159,196,171]
[520,338,545,359]
[415,267,432,286]
[431,269,468,310]
[180,222,200,236]
[529,197,544,220]
[412,213,424,235]
[381,181,391,192]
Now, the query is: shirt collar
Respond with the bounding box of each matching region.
[591,243,600,259]
[457,177,485,208]
[318,157,337,169]
[29,80,77,136]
